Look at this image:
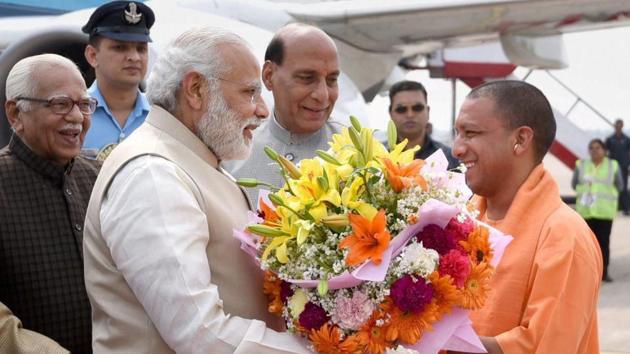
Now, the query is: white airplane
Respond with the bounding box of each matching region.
[1,0,630,167]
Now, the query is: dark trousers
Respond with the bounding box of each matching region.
[586,218,613,279]
[619,166,629,212]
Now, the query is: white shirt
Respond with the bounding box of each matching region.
[100,155,309,354]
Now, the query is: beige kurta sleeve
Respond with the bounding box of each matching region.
[0,301,69,354]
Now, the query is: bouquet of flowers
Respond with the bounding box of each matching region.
[235,118,511,354]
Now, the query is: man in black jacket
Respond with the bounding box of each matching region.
[0,53,100,353]
[606,118,630,215]
[389,80,459,169]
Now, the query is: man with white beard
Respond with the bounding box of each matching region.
[83,27,309,353]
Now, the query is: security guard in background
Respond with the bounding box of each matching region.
[572,138,623,282]
[81,1,154,160]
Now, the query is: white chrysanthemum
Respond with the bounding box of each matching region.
[399,243,439,277]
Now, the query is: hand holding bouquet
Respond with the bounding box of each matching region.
[235,118,511,354]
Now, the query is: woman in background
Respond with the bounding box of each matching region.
[573,138,623,282]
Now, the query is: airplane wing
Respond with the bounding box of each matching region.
[281,0,630,53]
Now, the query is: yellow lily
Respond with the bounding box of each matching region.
[341,178,378,220]
[281,159,342,221]
[374,138,419,166]
[262,235,292,263]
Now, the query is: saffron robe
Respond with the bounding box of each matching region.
[470,164,602,354]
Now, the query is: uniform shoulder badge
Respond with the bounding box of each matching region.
[123,2,142,25]
[96,143,118,161]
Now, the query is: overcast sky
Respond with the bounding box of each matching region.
[366,25,630,140]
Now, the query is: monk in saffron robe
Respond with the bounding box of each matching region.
[451,80,602,354]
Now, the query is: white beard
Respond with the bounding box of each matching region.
[195,93,260,161]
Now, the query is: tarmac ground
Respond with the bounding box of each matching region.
[598,214,630,354]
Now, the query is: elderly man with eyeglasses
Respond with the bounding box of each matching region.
[0,53,100,353]
[388,80,459,169]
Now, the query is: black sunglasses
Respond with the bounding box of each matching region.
[393,103,426,114]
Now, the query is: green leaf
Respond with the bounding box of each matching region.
[365,167,382,176]
[387,120,398,150]
[368,175,381,185]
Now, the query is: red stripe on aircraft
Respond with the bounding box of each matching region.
[443,61,516,79]
[555,14,582,28]
[549,140,577,169]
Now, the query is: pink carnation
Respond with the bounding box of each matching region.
[331,291,375,330]
[445,216,475,242]
[415,224,456,255]
[438,249,471,287]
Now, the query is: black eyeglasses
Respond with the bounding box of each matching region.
[15,95,98,115]
[393,103,426,114]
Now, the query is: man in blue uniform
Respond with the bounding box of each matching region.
[81,1,154,160]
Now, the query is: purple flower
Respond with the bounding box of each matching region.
[390,275,434,314]
[280,281,294,303]
[415,224,457,255]
[299,302,330,330]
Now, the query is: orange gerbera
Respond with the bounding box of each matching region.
[385,307,424,344]
[385,299,440,344]
[354,311,392,354]
[459,262,493,310]
[309,324,360,354]
[459,225,492,264]
[262,271,283,315]
[258,198,280,225]
[381,158,428,193]
[429,272,461,313]
[339,210,391,266]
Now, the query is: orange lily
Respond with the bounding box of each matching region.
[258,198,280,225]
[339,210,391,266]
[381,158,428,193]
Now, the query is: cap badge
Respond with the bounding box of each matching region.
[124,2,142,25]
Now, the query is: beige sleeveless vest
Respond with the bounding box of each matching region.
[83,106,282,353]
